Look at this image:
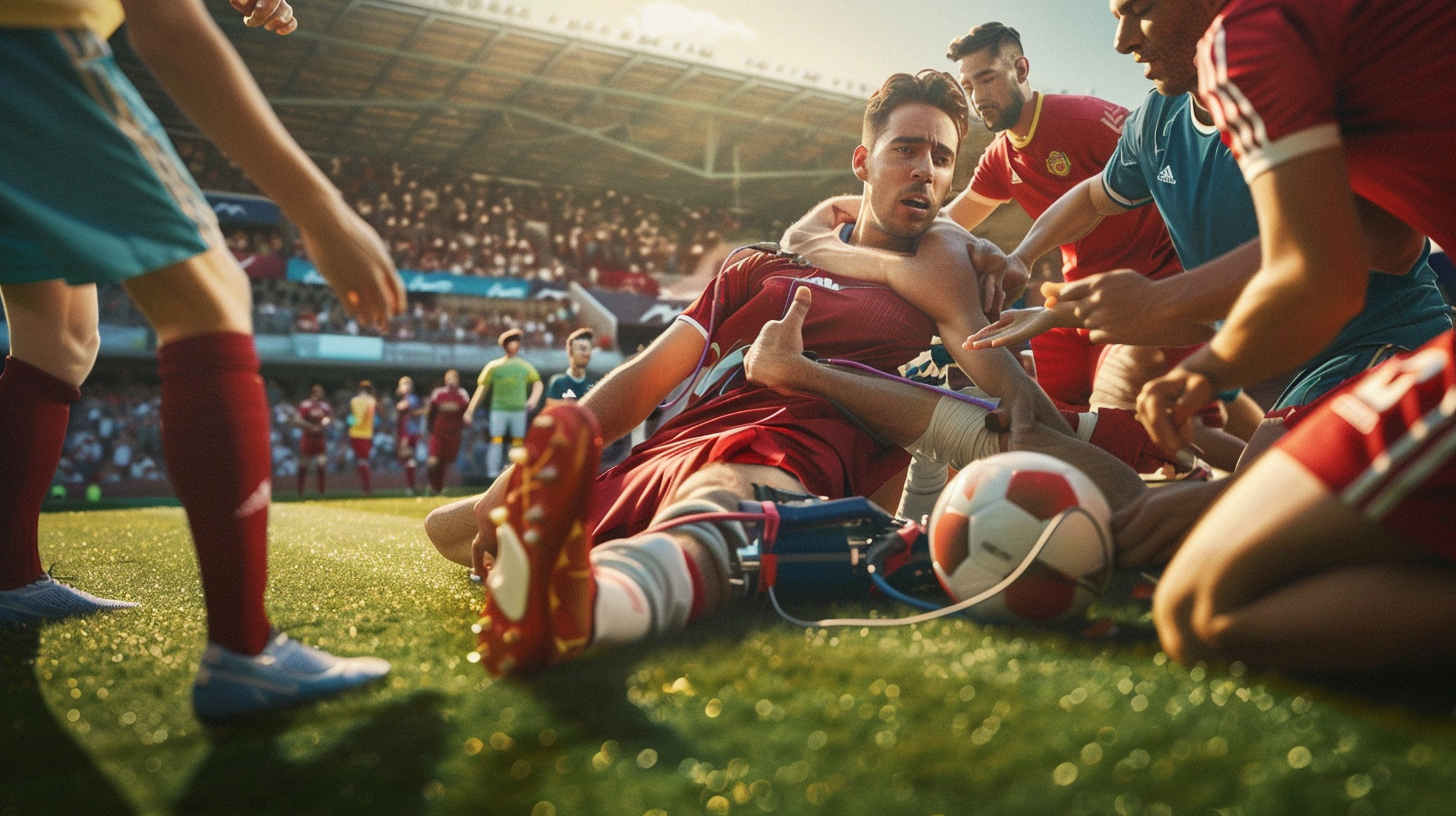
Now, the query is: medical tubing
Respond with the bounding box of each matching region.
[820,357,1000,411]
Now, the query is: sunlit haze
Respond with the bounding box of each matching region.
[487,0,1155,109]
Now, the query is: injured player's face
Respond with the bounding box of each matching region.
[852,102,959,252]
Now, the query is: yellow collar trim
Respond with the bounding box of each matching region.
[1007,93,1044,150]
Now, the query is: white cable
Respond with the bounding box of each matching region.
[766,506,1112,629]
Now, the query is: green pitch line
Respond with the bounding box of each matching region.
[4,499,1455,816]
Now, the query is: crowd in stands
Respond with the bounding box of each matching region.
[174,136,780,283]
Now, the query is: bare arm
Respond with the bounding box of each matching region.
[894,229,1071,439]
[944,187,1003,232]
[121,0,404,328]
[1137,147,1369,454]
[782,198,1024,316]
[1009,176,1121,270]
[462,379,485,425]
[526,379,543,412]
[745,288,1147,511]
[427,318,706,571]
[578,320,707,445]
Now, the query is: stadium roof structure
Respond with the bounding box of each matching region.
[115,0,892,218]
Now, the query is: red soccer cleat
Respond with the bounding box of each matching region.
[472,403,602,677]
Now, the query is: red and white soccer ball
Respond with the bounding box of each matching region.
[928,451,1114,623]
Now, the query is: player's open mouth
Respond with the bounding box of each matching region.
[901,196,931,211]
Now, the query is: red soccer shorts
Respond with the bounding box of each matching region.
[299,434,326,457]
[429,432,462,466]
[349,437,372,461]
[1278,331,1456,563]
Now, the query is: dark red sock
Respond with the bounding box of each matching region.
[404,462,416,491]
[358,463,371,494]
[297,467,306,497]
[317,468,326,495]
[158,333,271,655]
[0,357,79,590]
[429,463,445,494]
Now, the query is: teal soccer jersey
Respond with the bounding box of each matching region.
[1101,91,1451,409]
[1102,91,1257,270]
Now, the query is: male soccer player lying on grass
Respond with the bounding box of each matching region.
[425,70,1150,678]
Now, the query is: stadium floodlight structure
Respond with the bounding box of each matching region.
[113,0,889,220]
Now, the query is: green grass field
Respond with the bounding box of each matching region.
[4,496,1454,816]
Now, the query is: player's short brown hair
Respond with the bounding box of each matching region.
[862,70,970,148]
[566,327,594,348]
[498,328,524,347]
[947,22,1023,63]
[359,379,372,390]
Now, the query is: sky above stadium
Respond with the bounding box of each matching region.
[515,0,1155,109]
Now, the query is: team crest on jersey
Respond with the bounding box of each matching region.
[1046,151,1071,177]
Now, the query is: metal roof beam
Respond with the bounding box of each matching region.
[216,17,860,138]
[268,97,849,181]
[325,12,436,154]
[380,22,514,158]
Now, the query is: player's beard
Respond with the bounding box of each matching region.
[982,93,1025,133]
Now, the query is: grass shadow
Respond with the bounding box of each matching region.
[174,691,451,816]
[0,625,136,816]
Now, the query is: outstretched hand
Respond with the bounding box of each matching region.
[298,204,407,333]
[965,305,1070,349]
[744,285,815,395]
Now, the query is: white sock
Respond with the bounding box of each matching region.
[589,533,696,646]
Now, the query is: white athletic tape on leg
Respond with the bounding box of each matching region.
[908,390,1002,470]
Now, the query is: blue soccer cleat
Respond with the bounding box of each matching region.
[0,575,138,625]
[192,631,391,723]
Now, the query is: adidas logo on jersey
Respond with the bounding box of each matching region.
[1011,170,1024,185]
[1157,165,1177,185]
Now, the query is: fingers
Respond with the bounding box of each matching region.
[1040,281,1062,308]
[983,274,1005,320]
[240,0,299,33]
[782,284,813,326]
[965,327,1012,350]
[1136,372,1207,458]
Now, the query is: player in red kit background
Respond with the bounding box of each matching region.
[294,383,332,497]
[425,369,471,496]
[394,375,424,495]
[946,22,1191,416]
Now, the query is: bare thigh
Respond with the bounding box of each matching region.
[122,246,252,344]
[0,279,99,385]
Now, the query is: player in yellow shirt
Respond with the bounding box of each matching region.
[348,380,378,495]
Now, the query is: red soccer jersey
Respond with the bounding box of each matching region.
[967,93,1182,283]
[1196,0,1456,255]
[296,398,332,439]
[428,386,471,438]
[587,249,940,543]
